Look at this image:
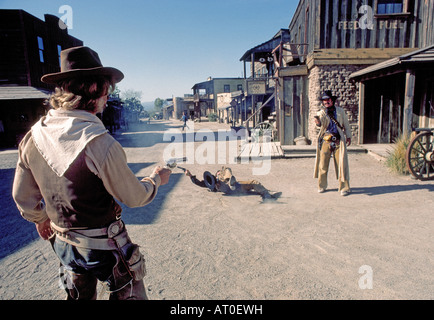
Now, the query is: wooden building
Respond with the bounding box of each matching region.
[172,96,192,120]
[191,77,245,121]
[351,45,434,142]
[239,29,290,131]
[271,0,434,145]
[102,96,124,134]
[0,9,83,147]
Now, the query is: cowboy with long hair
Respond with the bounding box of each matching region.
[12,46,171,299]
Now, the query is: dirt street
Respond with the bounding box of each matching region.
[0,119,432,300]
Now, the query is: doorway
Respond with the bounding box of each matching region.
[363,73,406,143]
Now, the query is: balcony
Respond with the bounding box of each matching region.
[273,42,309,67]
[193,93,214,102]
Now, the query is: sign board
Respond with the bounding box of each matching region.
[247,80,266,95]
[216,92,232,110]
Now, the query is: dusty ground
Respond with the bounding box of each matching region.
[0,119,432,300]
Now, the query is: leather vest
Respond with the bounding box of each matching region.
[27,138,120,229]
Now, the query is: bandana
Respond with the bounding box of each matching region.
[31,109,108,177]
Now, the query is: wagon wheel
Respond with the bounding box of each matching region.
[406,131,434,180]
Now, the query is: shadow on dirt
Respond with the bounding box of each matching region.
[115,120,244,149]
[0,168,39,261]
[0,163,182,261]
[351,183,434,196]
[121,172,183,225]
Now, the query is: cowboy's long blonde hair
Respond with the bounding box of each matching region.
[49,75,115,112]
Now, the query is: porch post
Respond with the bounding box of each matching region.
[358,81,365,144]
[251,52,256,128]
[403,69,416,137]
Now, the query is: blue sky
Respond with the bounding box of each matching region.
[1,0,297,102]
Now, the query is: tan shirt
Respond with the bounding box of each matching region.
[13,132,161,224]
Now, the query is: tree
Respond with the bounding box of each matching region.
[120,89,144,113]
[154,98,164,113]
[123,97,143,113]
[121,89,142,101]
[109,86,121,99]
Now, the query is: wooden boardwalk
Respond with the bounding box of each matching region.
[236,140,284,161]
[237,141,373,161]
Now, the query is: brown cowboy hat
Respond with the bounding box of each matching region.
[41,46,124,84]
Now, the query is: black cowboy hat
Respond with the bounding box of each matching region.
[319,90,337,101]
[203,171,216,191]
[41,46,124,84]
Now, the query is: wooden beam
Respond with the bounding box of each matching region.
[306,48,416,68]
[251,52,255,79]
[403,69,416,137]
[243,60,246,79]
[378,95,383,143]
[358,82,365,144]
[419,82,428,129]
[279,65,308,77]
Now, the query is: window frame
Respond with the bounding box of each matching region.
[37,36,44,63]
[375,0,409,15]
[57,45,62,66]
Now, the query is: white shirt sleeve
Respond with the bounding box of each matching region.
[85,135,161,208]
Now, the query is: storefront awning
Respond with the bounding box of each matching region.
[350,45,434,81]
[0,86,52,100]
[217,104,231,110]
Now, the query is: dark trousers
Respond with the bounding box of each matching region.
[53,237,148,300]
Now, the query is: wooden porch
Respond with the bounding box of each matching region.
[236,140,284,161]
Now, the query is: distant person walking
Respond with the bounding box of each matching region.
[181,112,189,131]
[12,46,171,300]
[313,90,352,196]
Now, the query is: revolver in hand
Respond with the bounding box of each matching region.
[165,157,188,172]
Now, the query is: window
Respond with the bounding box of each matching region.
[237,84,243,91]
[57,45,62,66]
[37,36,44,63]
[224,85,230,93]
[377,0,403,14]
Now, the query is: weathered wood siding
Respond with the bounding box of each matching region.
[281,75,308,144]
[290,0,434,51]
[0,10,29,85]
[0,10,83,89]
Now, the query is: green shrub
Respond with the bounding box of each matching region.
[386,135,410,175]
[207,113,218,122]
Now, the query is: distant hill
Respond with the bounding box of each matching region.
[142,101,155,111]
[142,100,170,111]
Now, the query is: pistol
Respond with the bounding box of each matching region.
[165,157,187,170]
